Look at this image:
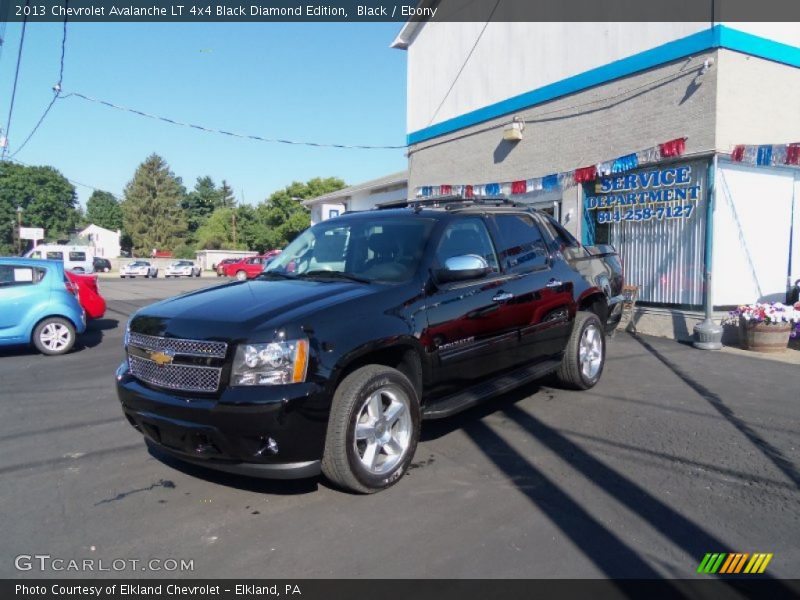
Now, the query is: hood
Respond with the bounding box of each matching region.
[129,278,375,341]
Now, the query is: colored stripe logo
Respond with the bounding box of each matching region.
[697,553,773,574]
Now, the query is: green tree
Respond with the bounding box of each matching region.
[218,180,237,209]
[0,162,80,253]
[182,176,222,235]
[85,190,123,231]
[249,177,345,250]
[121,154,187,256]
[195,207,246,250]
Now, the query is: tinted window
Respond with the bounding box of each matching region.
[266,217,435,283]
[494,214,549,271]
[542,216,580,249]
[435,218,499,272]
[46,252,63,260]
[69,252,86,261]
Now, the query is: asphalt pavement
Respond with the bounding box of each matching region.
[1,277,798,580]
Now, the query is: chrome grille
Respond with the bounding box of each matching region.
[128,355,222,393]
[127,332,227,358]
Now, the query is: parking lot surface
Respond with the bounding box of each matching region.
[1,278,798,579]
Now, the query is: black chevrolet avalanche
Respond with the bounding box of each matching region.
[117,204,624,493]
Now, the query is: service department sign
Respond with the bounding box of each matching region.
[585,164,703,224]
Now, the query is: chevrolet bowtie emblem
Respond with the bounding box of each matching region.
[149,350,175,366]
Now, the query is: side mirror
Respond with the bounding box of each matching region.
[436,255,490,283]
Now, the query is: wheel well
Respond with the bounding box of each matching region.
[579,293,608,323]
[335,346,423,398]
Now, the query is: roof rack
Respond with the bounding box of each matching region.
[406,196,532,211]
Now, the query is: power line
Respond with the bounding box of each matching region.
[61,90,407,150]
[11,1,69,159]
[1,1,30,161]
[426,0,501,127]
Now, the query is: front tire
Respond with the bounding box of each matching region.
[322,365,420,494]
[33,317,76,356]
[554,311,605,390]
[235,270,247,281]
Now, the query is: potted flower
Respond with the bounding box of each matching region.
[728,302,800,353]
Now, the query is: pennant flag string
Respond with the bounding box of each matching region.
[414,137,687,199]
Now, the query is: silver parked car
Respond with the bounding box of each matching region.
[120,261,158,279]
[164,260,201,278]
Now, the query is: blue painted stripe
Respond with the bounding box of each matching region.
[408,25,800,146]
[718,26,800,69]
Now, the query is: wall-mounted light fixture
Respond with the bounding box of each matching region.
[503,116,525,142]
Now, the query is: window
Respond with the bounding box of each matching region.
[69,251,86,261]
[46,251,63,260]
[494,214,549,271]
[328,209,340,218]
[0,265,44,287]
[435,218,499,272]
[265,217,435,283]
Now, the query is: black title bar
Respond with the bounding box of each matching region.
[2,0,800,22]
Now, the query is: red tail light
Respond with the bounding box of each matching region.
[64,278,79,296]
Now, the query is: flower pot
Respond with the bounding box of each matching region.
[738,318,792,353]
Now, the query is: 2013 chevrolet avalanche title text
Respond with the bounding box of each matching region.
[116,203,624,493]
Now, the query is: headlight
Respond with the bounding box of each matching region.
[231,339,309,386]
[124,320,131,347]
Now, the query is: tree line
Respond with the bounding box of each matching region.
[0,154,346,257]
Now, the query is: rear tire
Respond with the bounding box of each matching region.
[322,365,420,494]
[33,317,76,356]
[554,311,605,390]
[235,270,247,281]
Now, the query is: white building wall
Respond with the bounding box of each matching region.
[407,21,710,131]
[349,187,407,212]
[715,49,800,152]
[80,224,121,258]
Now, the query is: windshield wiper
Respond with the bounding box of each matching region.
[298,270,371,284]
[257,271,297,280]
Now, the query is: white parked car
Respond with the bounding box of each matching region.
[164,260,201,278]
[120,261,158,279]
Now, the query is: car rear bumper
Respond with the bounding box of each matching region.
[115,361,330,480]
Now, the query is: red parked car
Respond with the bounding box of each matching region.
[222,250,281,281]
[65,270,106,319]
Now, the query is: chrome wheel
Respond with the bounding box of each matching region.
[40,322,72,352]
[579,323,603,380]
[353,385,412,476]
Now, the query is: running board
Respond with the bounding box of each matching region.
[422,358,561,420]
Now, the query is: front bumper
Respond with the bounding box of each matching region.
[116,361,329,479]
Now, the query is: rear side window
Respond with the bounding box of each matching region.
[493,214,549,271]
[46,251,63,260]
[0,265,45,287]
[69,252,86,261]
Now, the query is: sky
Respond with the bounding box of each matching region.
[0,22,408,206]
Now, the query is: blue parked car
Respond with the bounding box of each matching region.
[0,257,86,355]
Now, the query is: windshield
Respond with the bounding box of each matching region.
[263,217,434,283]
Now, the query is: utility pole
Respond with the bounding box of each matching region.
[16,206,23,254]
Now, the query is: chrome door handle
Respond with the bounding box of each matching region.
[492,292,514,302]
[546,279,563,288]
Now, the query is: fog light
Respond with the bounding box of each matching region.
[256,437,279,456]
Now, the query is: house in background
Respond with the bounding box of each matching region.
[304,171,408,224]
[79,224,121,258]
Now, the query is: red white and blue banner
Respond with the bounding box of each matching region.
[730,142,800,167]
[415,137,687,199]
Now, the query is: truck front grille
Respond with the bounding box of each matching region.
[127,334,228,394]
